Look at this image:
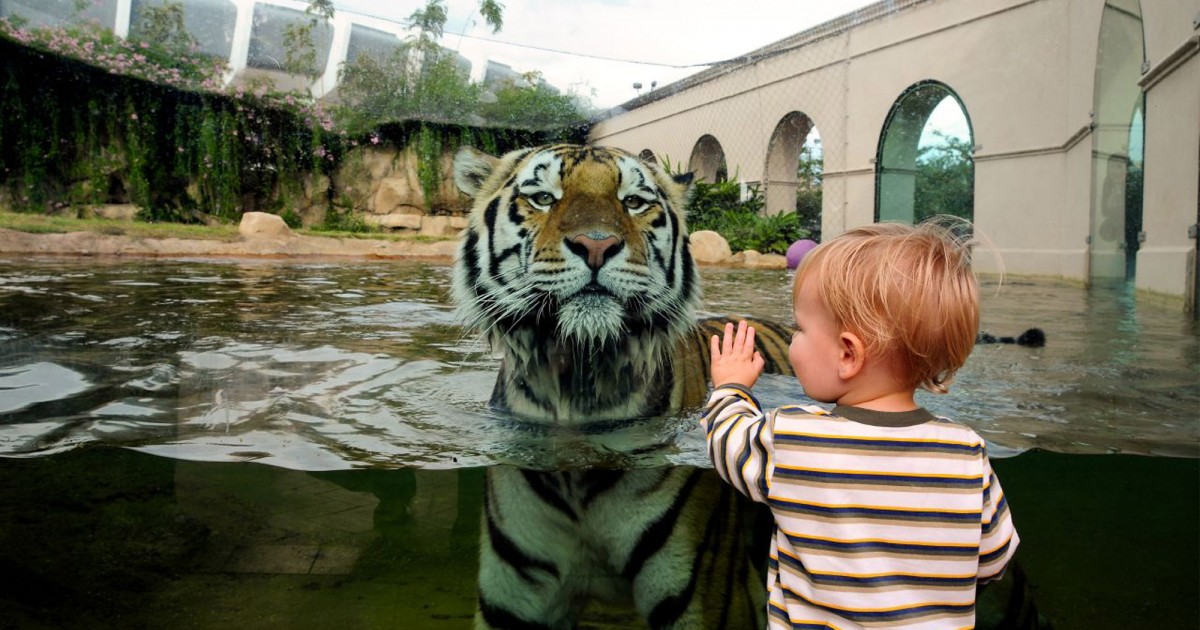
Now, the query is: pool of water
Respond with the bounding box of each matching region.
[1,256,1197,628]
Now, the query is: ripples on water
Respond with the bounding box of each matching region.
[1,257,1196,468]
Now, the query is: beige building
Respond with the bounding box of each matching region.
[589,0,1199,311]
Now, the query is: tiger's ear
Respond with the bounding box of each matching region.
[453,147,499,198]
[672,171,696,206]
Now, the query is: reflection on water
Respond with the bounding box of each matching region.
[1,258,1196,464]
[1,256,1197,629]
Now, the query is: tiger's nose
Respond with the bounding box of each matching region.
[566,234,624,270]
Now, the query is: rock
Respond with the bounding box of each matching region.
[689,230,732,264]
[749,253,788,269]
[90,204,139,221]
[0,227,461,260]
[297,204,327,228]
[374,176,424,215]
[302,173,330,205]
[419,215,464,238]
[364,214,422,230]
[736,250,762,266]
[362,147,397,181]
[239,212,293,239]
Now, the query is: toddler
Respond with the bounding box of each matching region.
[702,221,1018,629]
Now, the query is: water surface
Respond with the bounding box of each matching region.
[2,257,1196,465]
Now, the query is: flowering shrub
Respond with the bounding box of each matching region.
[0,17,224,92]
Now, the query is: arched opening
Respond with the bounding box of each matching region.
[688,135,728,184]
[638,149,657,165]
[765,112,824,241]
[875,81,974,225]
[1090,0,1145,284]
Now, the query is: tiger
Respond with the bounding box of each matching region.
[451,143,795,629]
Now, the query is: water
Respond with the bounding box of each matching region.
[0,256,1197,628]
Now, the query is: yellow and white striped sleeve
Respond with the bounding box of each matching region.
[699,384,776,504]
[977,450,1019,583]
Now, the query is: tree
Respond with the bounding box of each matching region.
[913,131,973,222]
[407,0,504,42]
[795,140,822,241]
[334,0,592,132]
[280,1,339,81]
[334,1,486,130]
[132,1,197,54]
[481,71,588,130]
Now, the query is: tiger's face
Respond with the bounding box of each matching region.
[452,144,697,354]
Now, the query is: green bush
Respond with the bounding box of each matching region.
[686,179,809,255]
[318,207,373,234]
[279,208,303,229]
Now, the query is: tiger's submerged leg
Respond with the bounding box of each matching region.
[475,467,767,630]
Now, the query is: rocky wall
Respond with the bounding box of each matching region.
[299,145,470,238]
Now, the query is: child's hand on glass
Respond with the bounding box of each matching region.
[709,320,764,389]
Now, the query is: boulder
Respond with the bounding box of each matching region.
[732,250,762,265]
[419,215,465,238]
[90,204,139,221]
[362,147,397,181]
[749,253,788,269]
[689,230,732,264]
[297,204,327,228]
[373,176,424,215]
[364,214,423,230]
[302,173,330,205]
[239,212,294,239]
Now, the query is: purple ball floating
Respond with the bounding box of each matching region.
[785,239,818,269]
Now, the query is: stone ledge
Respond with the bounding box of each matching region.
[0,228,459,260]
[0,225,783,269]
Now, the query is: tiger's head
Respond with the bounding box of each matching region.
[451,144,698,360]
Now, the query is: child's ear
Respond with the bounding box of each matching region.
[838,332,866,381]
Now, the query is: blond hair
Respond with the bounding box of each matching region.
[794,218,980,394]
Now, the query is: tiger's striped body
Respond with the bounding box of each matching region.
[451,144,794,629]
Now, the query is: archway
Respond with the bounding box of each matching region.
[1089,0,1145,283]
[688,135,728,184]
[875,81,974,225]
[765,112,824,241]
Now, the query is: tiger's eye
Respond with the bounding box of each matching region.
[528,192,556,207]
[623,196,647,210]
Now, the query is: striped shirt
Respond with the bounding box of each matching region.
[701,384,1018,630]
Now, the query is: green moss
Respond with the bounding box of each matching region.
[415,124,442,211]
